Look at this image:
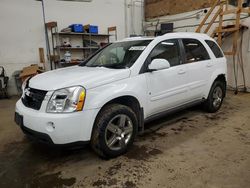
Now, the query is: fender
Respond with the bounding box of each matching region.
[84,75,148,113]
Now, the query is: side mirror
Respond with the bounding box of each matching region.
[148,59,170,72]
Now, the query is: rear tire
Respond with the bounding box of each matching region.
[91,104,138,159]
[203,80,226,113]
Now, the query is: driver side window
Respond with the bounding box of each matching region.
[150,39,181,67]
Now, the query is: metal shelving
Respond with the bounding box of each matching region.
[53,32,110,37]
[54,46,100,50]
[46,22,114,69]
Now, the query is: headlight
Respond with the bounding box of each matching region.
[46,86,86,113]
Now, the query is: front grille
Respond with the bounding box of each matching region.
[22,87,47,110]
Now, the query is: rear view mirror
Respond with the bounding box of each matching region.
[148,59,170,71]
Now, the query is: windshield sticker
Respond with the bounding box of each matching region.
[129,46,146,51]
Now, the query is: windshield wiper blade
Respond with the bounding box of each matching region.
[86,65,101,67]
[102,64,126,69]
[86,64,126,69]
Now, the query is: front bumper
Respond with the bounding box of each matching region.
[15,99,99,145]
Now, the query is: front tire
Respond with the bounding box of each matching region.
[204,80,226,113]
[91,104,138,158]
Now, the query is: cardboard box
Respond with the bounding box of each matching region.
[19,64,44,82]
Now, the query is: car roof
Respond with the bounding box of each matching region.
[117,32,211,43]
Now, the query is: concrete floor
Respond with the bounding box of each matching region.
[0,92,250,188]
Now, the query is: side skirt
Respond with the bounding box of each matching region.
[143,99,204,127]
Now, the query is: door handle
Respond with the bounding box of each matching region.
[178,69,186,74]
[206,63,213,67]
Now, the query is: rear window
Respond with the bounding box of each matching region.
[182,39,210,63]
[205,40,224,58]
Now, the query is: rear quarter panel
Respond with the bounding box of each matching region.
[205,56,227,98]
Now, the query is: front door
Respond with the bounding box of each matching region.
[145,39,189,117]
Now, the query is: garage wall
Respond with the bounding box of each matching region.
[0,0,144,95]
[144,6,250,92]
[222,18,250,92]
[145,0,213,19]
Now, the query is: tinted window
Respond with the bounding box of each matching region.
[182,39,210,63]
[150,39,181,67]
[205,40,224,58]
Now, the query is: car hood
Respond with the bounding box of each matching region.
[29,66,131,91]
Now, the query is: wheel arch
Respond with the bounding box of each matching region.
[206,73,227,98]
[91,95,144,139]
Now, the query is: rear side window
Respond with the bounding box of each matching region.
[182,39,210,63]
[205,40,224,58]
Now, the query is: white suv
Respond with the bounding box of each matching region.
[15,32,227,158]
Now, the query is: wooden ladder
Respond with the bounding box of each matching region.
[196,0,250,56]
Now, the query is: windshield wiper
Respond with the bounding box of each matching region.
[86,65,100,67]
[102,64,127,69]
[86,64,127,69]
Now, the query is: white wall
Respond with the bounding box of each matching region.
[0,0,144,95]
[222,18,250,92]
[145,6,250,92]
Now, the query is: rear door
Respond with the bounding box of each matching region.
[181,38,211,101]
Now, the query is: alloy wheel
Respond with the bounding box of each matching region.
[104,114,133,151]
[212,86,223,108]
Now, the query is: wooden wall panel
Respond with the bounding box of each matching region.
[145,0,214,19]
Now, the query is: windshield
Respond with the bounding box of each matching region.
[83,40,152,69]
